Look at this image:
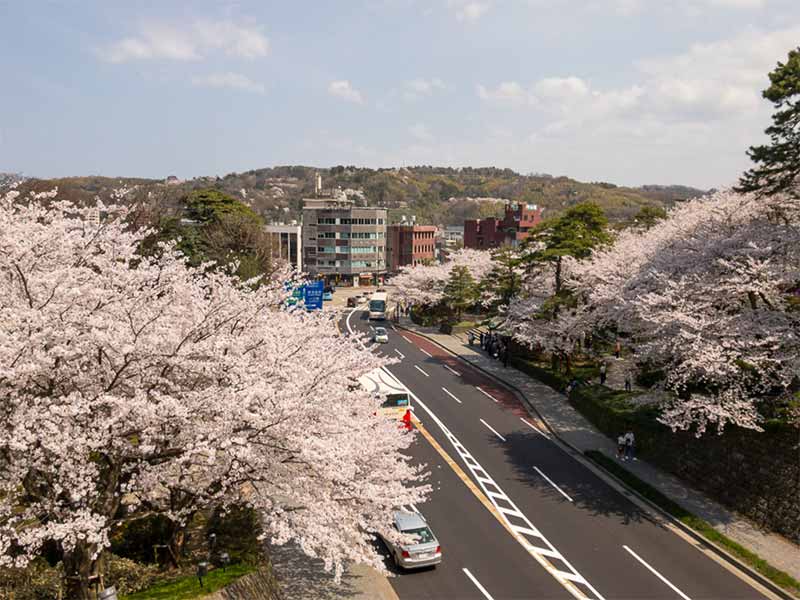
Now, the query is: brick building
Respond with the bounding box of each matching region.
[387,224,437,271]
[464,202,543,250]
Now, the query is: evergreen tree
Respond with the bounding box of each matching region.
[481,245,523,314]
[738,47,800,199]
[443,265,477,320]
[521,202,611,294]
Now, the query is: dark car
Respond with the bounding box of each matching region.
[347,296,358,307]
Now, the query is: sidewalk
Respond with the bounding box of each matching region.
[397,318,800,585]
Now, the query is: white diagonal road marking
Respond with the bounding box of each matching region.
[414,365,430,377]
[442,387,462,404]
[463,568,495,600]
[534,466,574,502]
[623,545,692,600]
[480,418,507,442]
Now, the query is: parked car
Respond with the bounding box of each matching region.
[374,327,389,344]
[379,510,441,570]
[347,296,358,307]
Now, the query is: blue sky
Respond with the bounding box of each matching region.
[1,0,798,188]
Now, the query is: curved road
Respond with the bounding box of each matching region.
[344,306,773,600]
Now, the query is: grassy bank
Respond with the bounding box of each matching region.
[585,450,800,598]
[122,563,256,600]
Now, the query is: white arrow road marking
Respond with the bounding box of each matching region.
[442,387,462,404]
[463,568,495,600]
[623,546,692,600]
[480,419,506,442]
[534,466,574,502]
[394,349,405,359]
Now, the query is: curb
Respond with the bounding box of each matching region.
[396,323,795,600]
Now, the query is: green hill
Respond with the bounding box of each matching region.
[10,167,707,225]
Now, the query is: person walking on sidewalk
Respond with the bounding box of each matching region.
[501,344,509,368]
[599,361,607,385]
[624,372,632,392]
[480,332,485,349]
[614,340,621,359]
[624,430,636,460]
[468,331,475,346]
[617,434,626,460]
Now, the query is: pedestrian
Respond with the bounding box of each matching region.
[502,345,509,368]
[624,372,632,392]
[599,362,607,385]
[617,434,626,460]
[468,331,475,346]
[625,430,636,460]
[480,332,485,349]
[614,340,621,359]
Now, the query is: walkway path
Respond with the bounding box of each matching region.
[397,318,800,586]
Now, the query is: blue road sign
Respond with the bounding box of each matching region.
[303,280,324,310]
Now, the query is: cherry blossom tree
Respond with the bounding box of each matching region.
[392,248,493,307]
[0,189,429,597]
[573,189,800,434]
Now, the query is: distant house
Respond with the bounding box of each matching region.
[164,175,182,185]
[464,202,543,249]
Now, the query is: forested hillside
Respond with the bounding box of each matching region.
[3,166,707,225]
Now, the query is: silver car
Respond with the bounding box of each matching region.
[380,510,442,570]
[374,327,389,344]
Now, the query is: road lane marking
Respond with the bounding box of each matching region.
[476,386,500,403]
[402,335,413,344]
[463,569,495,600]
[443,364,461,376]
[520,417,549,439]
[369,325,375,331]
[623,545,692,600]
[398,376,605,600]
[390,324,397,331]
[442,387,462,404]
[414,365,430,377]
[394,349,405,359]
[419,347,433,358]
[534,466,574,502]
[480,419,507,442]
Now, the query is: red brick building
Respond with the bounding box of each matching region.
[464,202,543,250]
[387,224,437,271]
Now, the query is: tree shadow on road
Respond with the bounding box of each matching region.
[491,430,666,531]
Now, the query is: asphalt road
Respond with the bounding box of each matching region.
[343,307,771,600]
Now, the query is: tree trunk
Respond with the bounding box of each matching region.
[554,257,562,296]
[63,544,101,600]
[167,524,186,568]
[551,352,558,372]
[565,352,572,375]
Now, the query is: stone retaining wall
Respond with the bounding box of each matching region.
[205,565,283,600]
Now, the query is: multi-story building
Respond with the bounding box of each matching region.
[464,202,543,250]
[442,225,464,248]
[386,224,437,271]
[264,223,302,272]
[302,198,387,286]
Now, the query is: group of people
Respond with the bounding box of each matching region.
[617,430,636,461]
[468,331,510,368]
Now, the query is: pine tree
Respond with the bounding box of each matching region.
[443,265,477,320]
[738,47,800,199]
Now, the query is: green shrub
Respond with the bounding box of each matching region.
[206,505,263,565]
[111,515,173,564]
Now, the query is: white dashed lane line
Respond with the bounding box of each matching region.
[623,546,693,600]
[419,347,433,358]
[533,466,574,503]
[442,387,463,404]
[463,568,495,600]
[480,418,506,442]
[414,365,430,377]
[444,364,461,376]
[476,386,500,403]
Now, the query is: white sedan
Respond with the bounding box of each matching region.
[374,327,389,344]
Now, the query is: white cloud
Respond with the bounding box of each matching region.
[404,78,445,100]
[409,123,434,141]
[448,0,491,22]
[101,19,269,63]
[192,72,265,94]
[328,80,364,104]
[477,81,528,105]
[533,76,590,100]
